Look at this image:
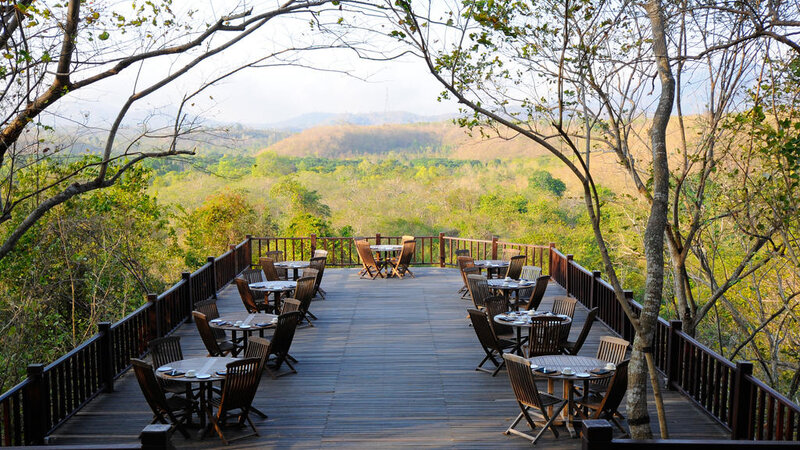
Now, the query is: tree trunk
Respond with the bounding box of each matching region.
[628,0,676,439]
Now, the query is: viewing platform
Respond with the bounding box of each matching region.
[47,267,728,448]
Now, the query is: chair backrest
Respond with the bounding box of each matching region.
[240,267,264,284]
[193,300,227,340]
[568,307,599,355]
[264,250,284,262]
[218,358,262,412]
[457,256,476,285]
[293,275,316,313]
[193,311,225,356]
[596,336,630,364]
[355,239,379,268]
[270,311,303,365]
[520,265,542,281]
[483,296,513,337]
[527,317,565,357]
[148,336,183,369]
[593,359,630,417]
[504,255,526,280]
[244,337,271,374]
[503,353,549,409]
[281,298,301,314]
[131,358,171,416]
[525,275,551,311]
[234,277,260,313]
[455,249,471,257]
[259,257,280,281]
[467,308,502,353]
[401,235,415,243]
[309,257,326,290]
[501,248,520,261]
[551,296,578,318]
[397,240,415,266]
[313,249,328,258]
[466,274,491,309]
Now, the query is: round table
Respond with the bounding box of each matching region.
[528,355,615,437]
[487,278,535,304]
[370,245,402,276]
[494,311,571,355]
[210,312,277,347]
[155,357,237,429]
[249,280,296,312]
[274,261,310,280]
[474,259,509,278]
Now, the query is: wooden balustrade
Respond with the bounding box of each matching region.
[2,234,799,445]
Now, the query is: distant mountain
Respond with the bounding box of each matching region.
[253,111,455,131]
[257,121,551,160]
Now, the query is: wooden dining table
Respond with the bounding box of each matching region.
[155,357,237,430]
[370,245,402,276]
[273,261,309,280]
[249,280,296,312]
[210,312,278,347]
[473,259,509,278]
[528,355,615,437]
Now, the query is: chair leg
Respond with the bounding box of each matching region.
[491,359,506,377]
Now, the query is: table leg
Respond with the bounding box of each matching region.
[514,327,523,356]
[292,268,299,280]
[563,379,576,438]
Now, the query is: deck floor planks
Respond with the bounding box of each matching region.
[48,267,728,448]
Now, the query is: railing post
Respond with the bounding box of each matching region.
[666,320,682,389]
[590,270,601,308]
[140,424,175,450]
[182,272,193,321]
[310,233,317,257]
[244,235,253,272]
[23,364,47,445]
[148,293,161,339]
[438,232,445,267]
[581,420,613,449]
[375,233,381,245]
[491,236,498,260]
[731,361,754,440]
[548,242,555,277]
[207,256,217,299]
[565,254,574,294]
[98,322,114,393]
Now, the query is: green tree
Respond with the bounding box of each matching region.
[528,170,566,197]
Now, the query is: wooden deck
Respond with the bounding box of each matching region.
[47,267,729,448]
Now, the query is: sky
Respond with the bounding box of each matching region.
[54,1,462,128]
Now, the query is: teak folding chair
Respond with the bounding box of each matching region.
[562,307,599,355]
[455,248,471,257]
[551,296,578,318]
[293,274,318,325]
[356,239,384,279]
[147,336,192,399]
[263,250,287,280]
[522,276,551,311]
[501,248,521,261]
[281,298,301,314]
[390,240,416,279]
[483,295,516,341]
[263,311,303,379]
[234,277,271,314]
[467,308,515,376]
[207,358,263,444]
[193,311,239,356]
[505,255,526,280]
[457,256,476,298]
[313,249,328,258]
[466,274,492,310]
[527,317,567,357]
[585,336,630,394]
[131,358,194,439]
[259,257,281,282]
[309,256,327,299]
[517,265,542,299]
[576,359,630,436]
[240,267,264,284]
[193,300,229,343]
[503,353,567,445]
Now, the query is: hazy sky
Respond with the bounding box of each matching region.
[56,2,461,128]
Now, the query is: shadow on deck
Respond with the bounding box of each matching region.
[48,268,728,448]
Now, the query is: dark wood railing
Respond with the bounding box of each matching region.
[0,239,251,446]
[3,233,798,445]
[549,249,800,441]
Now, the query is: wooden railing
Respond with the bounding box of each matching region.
[0,239,251,446]
[549,249,800,441]
[251,234,552,274]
